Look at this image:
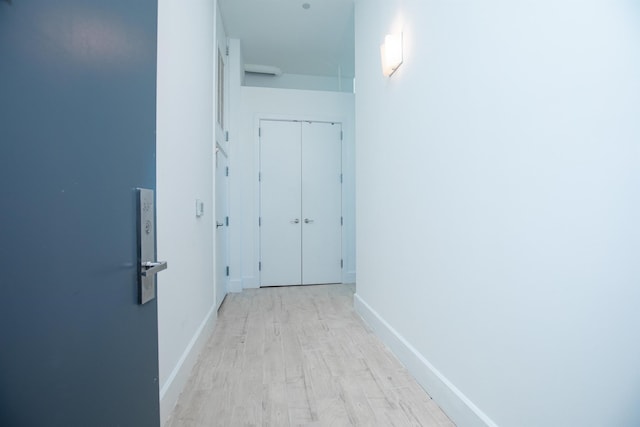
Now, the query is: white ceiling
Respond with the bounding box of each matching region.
[218,0,355,78]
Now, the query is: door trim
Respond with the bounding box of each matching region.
[257,118,345,287]
[215,141,229,308]
[246,112,354,289]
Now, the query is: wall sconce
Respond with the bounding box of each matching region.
[380,33,403,77]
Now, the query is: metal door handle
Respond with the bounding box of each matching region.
[291,219,300,224]
[141,261,168,277]
[216,222,224,228]
[304,218,314,224]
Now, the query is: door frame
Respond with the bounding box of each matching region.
[254,115,351,287]
[213,14,228,304]
[215,142,230,308]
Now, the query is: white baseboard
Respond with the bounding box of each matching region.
[354,294,498,427]
[242,275,259,289]
[159,305,217,425]
[229,278,243,293]
[343,270,356,283]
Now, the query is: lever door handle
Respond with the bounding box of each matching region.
[216,222,224,228]
[304,218,314,224]
[291,219,300,224]
[141,261,168,277]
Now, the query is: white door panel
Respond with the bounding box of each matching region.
[260,121,302,286]
[215,146,229,309]
[260,120,342,287]
[302,122,343,284]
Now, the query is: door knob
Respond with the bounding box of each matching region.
[304,218,314,224]
[141,261,168,277]
[291,219,300,224]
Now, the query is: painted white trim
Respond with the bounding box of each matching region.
[343,270,356,283]
[354,293,499,427]
[243,275,259,289]
[159,305,217,425]
[229,278,243,293]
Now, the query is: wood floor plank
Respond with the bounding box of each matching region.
[316,398,352,427]
[282,324,304,381]
[335,375,377,425]
[286,375,318,425]
[229,378,263,426]
[395,386,446,427]
[165,284,455,427]
[368,394,416,427]
[263,382,290,427]
[263,321,286,384]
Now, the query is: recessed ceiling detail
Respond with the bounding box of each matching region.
[218,0,354,78]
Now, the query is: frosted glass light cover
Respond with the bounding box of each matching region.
[380,33,403,77]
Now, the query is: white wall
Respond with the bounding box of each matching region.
[244,72,354,93]
[229,87,356,290]
[354,1,640,427]
[156,0,217,423]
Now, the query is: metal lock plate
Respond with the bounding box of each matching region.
[137,188,167,304]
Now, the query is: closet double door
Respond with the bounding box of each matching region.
[260,120,342,286]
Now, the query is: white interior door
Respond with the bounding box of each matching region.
[260,121,302,286]
[215,146,229,308]
[301,122,343,284]
[260,120,343,287]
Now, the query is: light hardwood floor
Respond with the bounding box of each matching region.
[166,284,455,427]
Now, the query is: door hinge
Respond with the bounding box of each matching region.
[226,266,229,276]
[258,172,261,182]
[225,45,229,56]
[341,259,344,269]
[340,173,343,183]
[225,131,229,142]
[226,216,229,226]
[259,127,262,137]
[341,216,343,226]
[259,261,262,271]
[226,167,229,177]
[340,130,343,141]
[259,217,262,226]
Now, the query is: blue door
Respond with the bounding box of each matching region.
[0,1,160,426]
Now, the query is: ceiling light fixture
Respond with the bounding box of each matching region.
[380,33,403,77]
[302,3,311,10]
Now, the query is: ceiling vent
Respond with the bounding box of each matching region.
[244,64,283,76]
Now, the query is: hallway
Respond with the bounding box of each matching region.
[166,284,454,426]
